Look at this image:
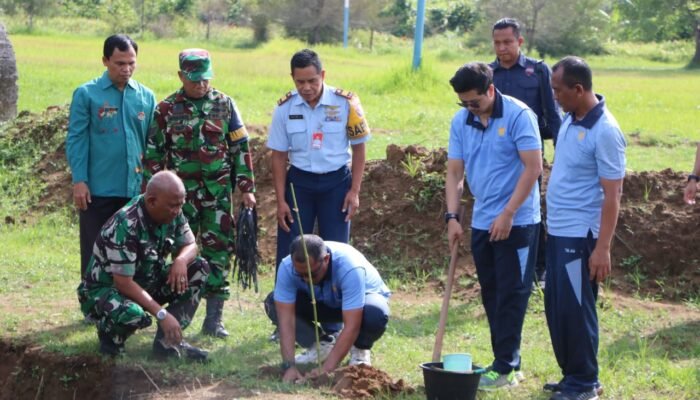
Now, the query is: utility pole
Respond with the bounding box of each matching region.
[343,0,350,48]
[412,0,426,70]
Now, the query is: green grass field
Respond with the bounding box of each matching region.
[0,213,698,399]
[7,32,700,170]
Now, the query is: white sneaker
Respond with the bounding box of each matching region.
[348,346,371,366]
[295,338,335,364]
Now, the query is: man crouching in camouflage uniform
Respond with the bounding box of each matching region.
[78,171,210,360]
[144,49,256,338]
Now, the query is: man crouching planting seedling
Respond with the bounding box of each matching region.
[265,185,391,383]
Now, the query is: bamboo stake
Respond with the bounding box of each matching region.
[289,183,323,369]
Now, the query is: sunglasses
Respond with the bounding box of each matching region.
[457,98,482,109]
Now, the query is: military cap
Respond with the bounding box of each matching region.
[179,48,214,81]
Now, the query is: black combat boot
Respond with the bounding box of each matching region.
[152,327,209,362]
[98,331,125,357]
[201,297,229,338]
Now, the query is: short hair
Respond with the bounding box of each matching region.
[290,49,322,74]
[492,17,521,38]
[552,56,593,91]
[145,171,184,197]
[104,34,138,59]
[449,62,493,94]
[289,234,327,263]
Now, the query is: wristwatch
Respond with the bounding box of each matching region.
[688,174,700,182]
[156,308,168,321]
[280,360,295,371]
[445,212,459,224]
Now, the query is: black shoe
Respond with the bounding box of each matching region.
[98,331,124,357]
[202,298,229,338]
[269,327,279,342]
[153,339,209,362]
[202,322,229,338]
[544,382,603,396]
[549,389,599,400]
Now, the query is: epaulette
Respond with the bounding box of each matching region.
[333,88,354,100]
[277,91,293,106]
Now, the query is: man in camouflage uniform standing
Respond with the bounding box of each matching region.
[77,171,209,360]
[144,49,256,338]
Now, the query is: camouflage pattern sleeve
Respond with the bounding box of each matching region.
[230,139,256,194]
[101,215,139,277]
[226,97,256,194]
[173,211,196,249]
[142,102,169,192]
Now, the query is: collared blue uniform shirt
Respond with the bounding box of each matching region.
[448,91,541,230]
[66,71,156,197]
[274,241,391,310]
[267,85,370,173]
[490,54,562,141]
[547,96,626,238]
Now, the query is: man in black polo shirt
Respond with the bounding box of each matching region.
[489,17,562,287]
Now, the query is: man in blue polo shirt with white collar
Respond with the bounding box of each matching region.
[264,234,390,382]
[445,62,542,391]
[544,56,626,400]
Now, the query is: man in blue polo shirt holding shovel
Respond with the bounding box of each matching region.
[445,62,542,391]
[543,56,626,400]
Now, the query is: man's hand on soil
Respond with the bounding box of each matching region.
[282,366,304,383]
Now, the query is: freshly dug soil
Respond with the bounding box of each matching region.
[307,364,414,399]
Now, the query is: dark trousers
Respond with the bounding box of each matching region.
[264,291,389,350]
[471,224,538,374]
[544,233,599,392]
[535,174,547,281]
[275,166,351,271]
[79,196,130,277]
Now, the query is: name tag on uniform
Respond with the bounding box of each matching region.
[312,132,323,149]
[289,114,304,120]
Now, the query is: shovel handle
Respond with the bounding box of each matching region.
[432,242,460,363]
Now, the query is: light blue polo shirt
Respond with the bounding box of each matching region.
[267,85,370,173]
[66,71,156,198]
[274,241,391,310]
[447,91,541,230]
[546,96,626,238]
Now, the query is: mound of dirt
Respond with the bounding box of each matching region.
[3,108,699,301]
[307,364,414,399]
[332,364,414,398]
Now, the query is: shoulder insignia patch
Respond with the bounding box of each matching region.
[277,91,293,106]
[334,88,354,100]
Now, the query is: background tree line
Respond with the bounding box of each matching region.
[0,0,698,67]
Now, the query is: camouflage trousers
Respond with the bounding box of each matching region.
[182,182,234,300]
[77,257,210,345]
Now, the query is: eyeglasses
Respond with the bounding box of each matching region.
[457,98,482,109]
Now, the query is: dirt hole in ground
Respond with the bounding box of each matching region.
[0,341,253,400]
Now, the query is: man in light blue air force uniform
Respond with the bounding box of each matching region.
[267,49,370,273]
[543,56,626,400]
[444,62,542,391]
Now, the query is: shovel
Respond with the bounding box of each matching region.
[432,241,460,363]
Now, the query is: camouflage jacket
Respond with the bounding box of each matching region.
[143,88,255,197]
[82,195,195,292]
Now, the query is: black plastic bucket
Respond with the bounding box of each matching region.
[420,362,481,400]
